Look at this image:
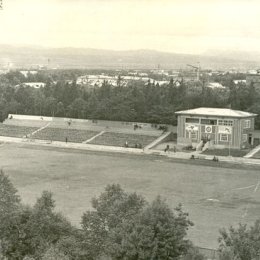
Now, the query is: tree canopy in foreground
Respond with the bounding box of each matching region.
[0,173,199,260]
[219,221,260,260]
[81,184,194,259]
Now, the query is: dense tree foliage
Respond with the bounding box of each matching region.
[107,198,193,260]
[0,172,75,260]
[219,221,260,260]
[81,184,194,260]
[0,174,199,260]
[0,70,259,128]
[81,184,147,259]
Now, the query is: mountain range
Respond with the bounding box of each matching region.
[0,45,259,70]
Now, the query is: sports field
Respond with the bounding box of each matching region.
[1,142,260,249]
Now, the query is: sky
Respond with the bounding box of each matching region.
[0,0,260,54]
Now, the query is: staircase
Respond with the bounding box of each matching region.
[196,141,204,151]
[244,144,260,158]
[144,132,172,150]
[26,122,51,138]
[83,131,105,144]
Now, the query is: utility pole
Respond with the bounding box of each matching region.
[229,137,231,157]
[187,63,200,81]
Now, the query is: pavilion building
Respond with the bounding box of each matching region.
[175,107,257,149]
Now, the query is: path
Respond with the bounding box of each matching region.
[0,135,260,166]
[242,180,260,219]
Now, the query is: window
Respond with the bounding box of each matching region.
[218,120,233,126]
[201,119,217,125]
[244,120,251,129]
[190,131,197,140]
[220,134,229,142]
[242,134,248,143]
[186,117,199,123]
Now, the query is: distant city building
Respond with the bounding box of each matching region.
[247,70,258,75]
[21,82,46,89]
[76,74,169,87]
[206,82,226,89]
[175,107,257,149]
[20,70,38,78]
[139,72,148,77]
[144,80,169,86]
[0,69,8,75]
[233,79,246,85]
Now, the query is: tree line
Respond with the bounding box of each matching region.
[1,170,260,260]
[0,70,259,128]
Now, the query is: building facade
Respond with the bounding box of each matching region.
[175,107,257,149]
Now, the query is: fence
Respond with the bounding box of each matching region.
[197,247,219,260]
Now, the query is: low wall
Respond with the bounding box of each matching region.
[8,114,53,122]
[197,247,219,260]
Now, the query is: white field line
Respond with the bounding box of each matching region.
[223,184,256,195]
[242,204,249,218]
[242,180,260,219]
[254,181,260,193]
[232,185,256,191]
[83,131,105,144]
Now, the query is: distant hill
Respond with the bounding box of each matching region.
[0,45,258,70]
[204,49,260,63]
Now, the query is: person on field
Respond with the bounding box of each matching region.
[164,144,170,153]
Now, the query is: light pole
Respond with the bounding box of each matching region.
[228,135,231,157]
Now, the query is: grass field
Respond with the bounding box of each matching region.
[1,142,260,249]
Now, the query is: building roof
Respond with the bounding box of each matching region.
[233,80,246,85]
[207,82,226,89]
[175,107,257,118]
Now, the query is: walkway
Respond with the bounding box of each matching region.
[0,136,143,155]
[0,135,259,166]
